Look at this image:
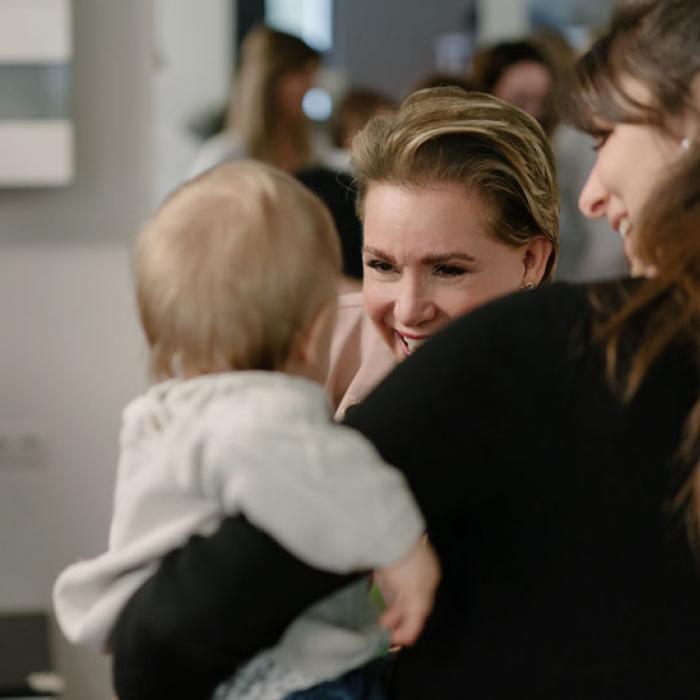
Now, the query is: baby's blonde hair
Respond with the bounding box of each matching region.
[135,161,340,379]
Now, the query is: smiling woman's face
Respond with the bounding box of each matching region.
[577,78,690,274]
[361,182,533,360]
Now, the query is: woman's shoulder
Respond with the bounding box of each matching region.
[336,290,365,311]
[329,293,366,354]
[455,279,637,339]
[411,279,636,386]
[330,292,371,346]
[326,293,396,414]
[499,278,603,313]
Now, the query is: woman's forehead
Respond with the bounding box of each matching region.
[574,71,656,133]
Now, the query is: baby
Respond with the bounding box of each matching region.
[53,161,439,699]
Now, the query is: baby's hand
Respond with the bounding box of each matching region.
[375,538,440,647]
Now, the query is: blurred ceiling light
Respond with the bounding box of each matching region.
[302,86,333,121]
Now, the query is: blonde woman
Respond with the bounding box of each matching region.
[328,88,560,416]
[190,26,320,177]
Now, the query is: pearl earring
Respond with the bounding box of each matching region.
[681,137,691,152]
[521,281,534,291]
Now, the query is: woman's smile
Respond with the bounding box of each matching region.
[362,183,533,361]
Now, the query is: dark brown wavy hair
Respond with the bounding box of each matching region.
[571,0,700,542]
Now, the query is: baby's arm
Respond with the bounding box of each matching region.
[375,537,440,646]
[111,516,358,700]
[208,421,428,575]
[206,419,440,643]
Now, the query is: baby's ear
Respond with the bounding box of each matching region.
[285,301,337,380]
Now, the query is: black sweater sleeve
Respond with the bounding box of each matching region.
[111,517,357,700]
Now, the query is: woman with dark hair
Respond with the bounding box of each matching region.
[472,39,557,136]
[112,2,700,698]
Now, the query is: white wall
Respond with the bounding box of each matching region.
[153,0,233,202]
[333,0,475,99]
[0,0,152,697]
[478,0,529,41]
[333,0,529,99]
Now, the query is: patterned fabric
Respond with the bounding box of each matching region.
[213,653,389,700]
[213,653,316,700]
[285,661,388,700]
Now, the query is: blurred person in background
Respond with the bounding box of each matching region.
[472,39,557,135]
[534,27,628,282]
[189,26,320,177]
[297,88,397,291]
[323,87,397,173]
[474,36,627,282]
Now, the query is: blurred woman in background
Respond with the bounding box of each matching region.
[473,35,628,282]
[190,25,320,177]
[472,39,557,136]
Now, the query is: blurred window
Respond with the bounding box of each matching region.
[265,0,332,51]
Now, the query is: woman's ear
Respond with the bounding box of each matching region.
[676,76,700,146]
[521,235,553,287]
[685,75,700,136]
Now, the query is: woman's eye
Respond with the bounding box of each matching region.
[365,259,395,274]
[592,131,611,152]
[434,264,468,277]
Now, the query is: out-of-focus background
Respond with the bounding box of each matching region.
[0,1,618,697]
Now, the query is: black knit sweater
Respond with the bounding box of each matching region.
[111,281,700,699]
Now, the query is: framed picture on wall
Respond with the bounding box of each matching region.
[0,0,73,186]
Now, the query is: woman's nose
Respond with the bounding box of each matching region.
[578,162,608,219]
[394,279,436,327]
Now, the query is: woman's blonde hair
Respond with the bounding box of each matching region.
[228,25,319,168]
[572,0,700,542]
[135,161,340,379]
[351,87,560,283]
